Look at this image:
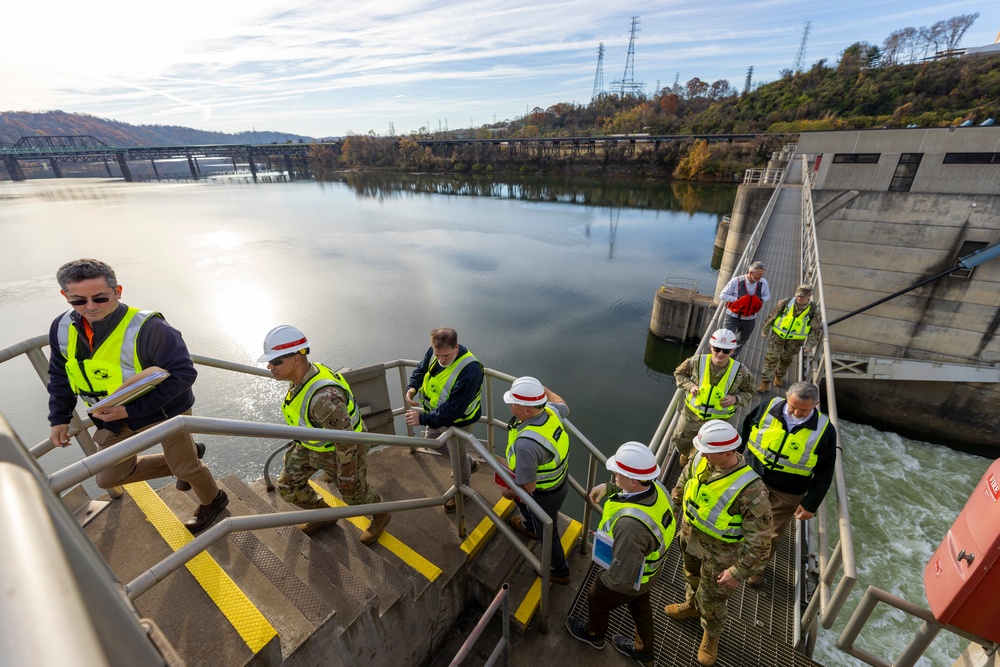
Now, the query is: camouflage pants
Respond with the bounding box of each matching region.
[671,409,734,459]
[760,334,804,382]
[681,537,739,637]
[277,441,380,509]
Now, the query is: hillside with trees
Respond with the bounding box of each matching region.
[0,110,314,147]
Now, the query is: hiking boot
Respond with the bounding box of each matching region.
[509,514,538,539]
[773,374,783,387]
[756,380,770,393]
[550,571,571,586]
[298,517,339,535]
[185,490,228,534]
[470,459,480,474]
[565,616,604,650]
[664,600,700,620]
[698,631,720,666]
[176,441,206,492]
[748,573,765,588]
[360,513,391,545]
[611,634,654,667]
[444,495,458,513]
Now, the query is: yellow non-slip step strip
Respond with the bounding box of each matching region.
[309,480,442,581]
[514,519,584,627]
[460,497,515,559]
[125,482,276,653]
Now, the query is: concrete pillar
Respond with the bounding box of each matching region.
[3,156,25,181]
[231,157,238,171]
[186,156,199,181]
[714,185,775,297]
[650,284,715,341]
[150,160,160,181]
[247,150,258,182]
[103,159,113,177]
[299,154,310,179]
[50,159,63,178]
[284,154,294,179]
[115,154,133,182]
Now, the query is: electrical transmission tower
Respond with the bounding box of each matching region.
[592,43,605,102]
[793,21,812,73]
[611,17,645,96]
[743,66,754,97]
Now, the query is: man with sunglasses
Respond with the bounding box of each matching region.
[47,258,228,534]
[670,329,756,466]
[260,325,389,545]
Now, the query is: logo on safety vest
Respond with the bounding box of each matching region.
[92,369,111,379]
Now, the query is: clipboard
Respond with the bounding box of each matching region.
[86,366,170,413]
[591,530,614,569]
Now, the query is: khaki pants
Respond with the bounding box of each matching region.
[94,410,219,505]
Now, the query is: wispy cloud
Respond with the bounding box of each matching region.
[5,0,996,135]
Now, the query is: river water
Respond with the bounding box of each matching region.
[0,174,989,666]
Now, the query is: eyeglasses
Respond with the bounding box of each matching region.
[268,353,297,366]
[66,295,113,306]
[710,347,733,355]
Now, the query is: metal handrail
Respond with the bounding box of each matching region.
[798,152,858,648]
[449,584,511,667]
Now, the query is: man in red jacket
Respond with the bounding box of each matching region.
[718,261,770,358]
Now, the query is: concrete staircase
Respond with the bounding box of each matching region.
[83,445,587,666]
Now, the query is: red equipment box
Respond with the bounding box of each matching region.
[923,458,1000,642]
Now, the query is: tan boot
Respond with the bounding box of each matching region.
[664,600,700,620]
[755,379,770,393]
[773,374,783,387]
[298,517,339,535]
[360,513,391,545]
[697,631,720,666]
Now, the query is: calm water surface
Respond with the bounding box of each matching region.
[0,175,988,666]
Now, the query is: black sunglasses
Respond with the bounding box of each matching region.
[67,295,113,306]
[268,353,297,366]
[710,347,733,355]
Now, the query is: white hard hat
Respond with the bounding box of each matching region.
[503,376,546,406]
[693,420,742,454]
[606,441,660,481]
[259,325,309,363]
[709,329,738,350]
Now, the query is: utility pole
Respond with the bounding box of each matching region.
[592,43,605,102]
[611,17,644,97]
[743,66,754,97]
[793,21,812,73]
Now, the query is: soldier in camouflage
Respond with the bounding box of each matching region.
[665,421,772,667]
[756,284,822,393]
[260,325,390,545]
[671,329,756,466]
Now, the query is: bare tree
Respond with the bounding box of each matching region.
[882,29,904,66]
[942,13,979,50]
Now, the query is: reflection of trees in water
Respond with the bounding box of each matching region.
[329,172,736,214]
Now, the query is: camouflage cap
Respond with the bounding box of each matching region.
[795,284,813,297]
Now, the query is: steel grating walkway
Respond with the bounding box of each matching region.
[568,158,826,666]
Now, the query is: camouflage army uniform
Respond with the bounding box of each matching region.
[672,453,772,637]
[277,365,380,509]
[671,355,756,459]
[759,297,822,383]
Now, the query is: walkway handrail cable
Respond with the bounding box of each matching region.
[798,153,858,646]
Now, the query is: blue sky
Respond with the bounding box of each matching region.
[5,1,997,138]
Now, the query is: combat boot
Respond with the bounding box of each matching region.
[773,374,783,387]
[697,631,719,666]
[664,600,700,620]
[297,498,339,535]
[755,379,770,393]
[360,513,391,545]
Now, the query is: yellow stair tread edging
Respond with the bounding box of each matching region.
[125,482,276,653]
[514,518,584,627]
[308,480,442,582]
[460,497,515,560]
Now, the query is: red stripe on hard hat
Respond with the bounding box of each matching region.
[273,337,307,351]
[512,392,545,402]
[617,461,657,475]
[707,434,740,447]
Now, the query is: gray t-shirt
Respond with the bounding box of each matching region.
[511,402,569,486]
